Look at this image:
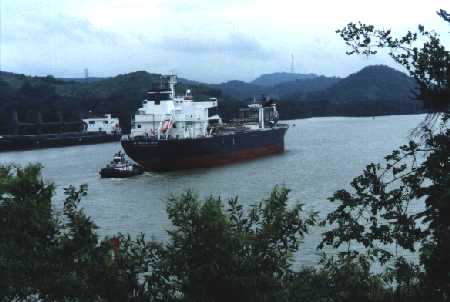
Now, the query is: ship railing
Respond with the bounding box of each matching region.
[125,133,163,142]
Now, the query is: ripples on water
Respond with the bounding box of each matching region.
[0,115,426,266]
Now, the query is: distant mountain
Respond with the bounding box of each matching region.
[209,80,263,100]
[58,77,104,83]
[310,65,417,103]
[178,78,204,86]
[209,76,340,100]
[251,72,318,87]
[270,76,341,99]
[278,65,422,119]
[72,71,159,99]
[0,65,425,134]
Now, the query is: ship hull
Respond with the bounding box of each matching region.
[121,126,288,172]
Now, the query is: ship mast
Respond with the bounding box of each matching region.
[290,53,295,74]
[168,74,177,98]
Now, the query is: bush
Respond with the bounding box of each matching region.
[142,188,317,302]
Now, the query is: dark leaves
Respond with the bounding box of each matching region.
[150,186,317,302]
[337,16,450,113]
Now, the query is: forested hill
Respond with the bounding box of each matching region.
[210,76,340,100]
[250,72,318,86]
[307,65,417,103]
[0,65,423,134]
[0,71,221,101]
[210,65,416,102]
[278,65,423,119]
[209,81,263,100]
[0,71,227,133]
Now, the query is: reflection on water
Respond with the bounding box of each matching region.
[0,114,425,266]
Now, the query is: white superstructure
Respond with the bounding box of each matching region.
[83,114,121,134]
[130,75,220,140]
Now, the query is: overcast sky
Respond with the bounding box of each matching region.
[1,0,448,83]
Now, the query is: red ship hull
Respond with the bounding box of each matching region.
[121,126,288,172]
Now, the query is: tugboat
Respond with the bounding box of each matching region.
[121,75,289,172]
[99,151,143,178]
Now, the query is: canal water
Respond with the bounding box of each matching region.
[0,114,426,267]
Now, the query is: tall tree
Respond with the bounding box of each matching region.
[320,9,450,300]
[0,165,150,301]
[142,188,317,302]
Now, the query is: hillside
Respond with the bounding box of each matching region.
[309,65,417,103]
[210,81,263,100]
[251,72,318,86]
[0,65,424,134]
[0,71,229,133]
[278,65,422,119]
[211,75,341,100]
[270,76,341,99]
[59,77,104,83]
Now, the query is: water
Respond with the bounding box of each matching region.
[0,114,426,266]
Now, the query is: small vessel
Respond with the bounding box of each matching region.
[99,151,143,178]
[121,75,289,172]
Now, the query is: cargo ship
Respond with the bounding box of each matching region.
[0,114,121,152]
[121,75,288,171]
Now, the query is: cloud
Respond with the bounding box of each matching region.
[158,33,273,60]
[2,0,448,82]
[3,13,118,45]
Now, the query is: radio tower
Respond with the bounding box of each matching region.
[290,53,295,74]
[84,68,89,82]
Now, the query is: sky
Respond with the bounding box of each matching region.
[0,0,448,83]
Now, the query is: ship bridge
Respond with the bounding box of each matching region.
[130,76,218,140]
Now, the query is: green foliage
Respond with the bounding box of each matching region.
[288,254,388,302]
[320,118,450,300]
[251,72,318,87]
[1,165,325,301]
[320,8,450,300]
[0,79,14,101]
[143,188,317,302]
[0,164,58,300]
[337,10,450,112]
[2,160,449,301]
[0,164,149,301]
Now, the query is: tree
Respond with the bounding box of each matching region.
[320,8,450,301]
[336,10,450,113]
[0,164,58,300]
[1,164,323,301]
[0,164,149,301]
[141,188,317,302]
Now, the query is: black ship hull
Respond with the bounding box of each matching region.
[121,126,288,172]
[0,132,120,152]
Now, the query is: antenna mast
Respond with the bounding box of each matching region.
[290,53,295,74]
